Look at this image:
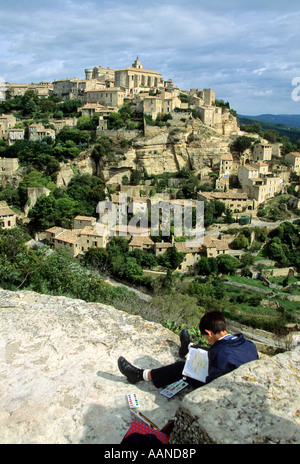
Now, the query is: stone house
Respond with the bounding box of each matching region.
[114,58,163,96]
[51,118,77,132]
[219,153,233,176]
[188,88,215,105]
[253,143,272,162]
[198,105,222,127]
[0,201,17,229]
[201,235,229,258]
[238,163,282,204]
[285,152,300,174]
[84,88,124,109]
[44,226,65,244]
[8,128,25,145]
[45,216,109,257]
[135,90,181,118]
[128,235,154,252]
[78,103,106,117]
[78,224,109,253]
[52,77,103,101]
[6,82,53,98]
[141,96,163,119]
[197,191,253,212]
[73,215,97,230]
[5,83,30,97]
[51,229,82,257]
[85,66,116,84]
[154,241,173,256]
[0,114,16,140]
[174,242,202,272]
[28,124,55,142]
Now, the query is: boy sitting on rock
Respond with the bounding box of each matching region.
[118,311,258,389]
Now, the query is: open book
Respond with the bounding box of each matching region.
[182,346,209,383]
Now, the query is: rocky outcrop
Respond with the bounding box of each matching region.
[1,288,298,444]
[56,151,96,188]
[91,118,236,182]
[170,350,300,444]
[53,116,238,186]
[0,289,184,444]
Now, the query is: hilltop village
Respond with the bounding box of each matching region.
[0,58,299,338]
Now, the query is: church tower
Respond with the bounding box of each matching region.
[132,57,143,69]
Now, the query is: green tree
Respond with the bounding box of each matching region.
[107,112,126,130]
[21,89,39,117]
[232,136,253,154]
[18,171,56,206]
[158,247,185,270]
[28,194,57,230]
[232,233,249,249]
[240,252,255,268]
[130,170,142,185]
[217,254,241,275]
[224,207,234,224]
[196,256,218,275]
[124,256,144,281]
[91,136,113,163]
[83,247,108,270]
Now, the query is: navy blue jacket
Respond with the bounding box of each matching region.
[206,333,258,384]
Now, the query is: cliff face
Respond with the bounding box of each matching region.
[0,289,299,444]
[56,117,237,186]
[101,119,235,184]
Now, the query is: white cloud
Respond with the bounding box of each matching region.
[0,0,299,113]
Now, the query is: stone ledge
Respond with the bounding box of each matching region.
[170,351,300,444]
[1,288,299,444]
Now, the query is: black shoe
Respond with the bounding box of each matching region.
[118,356,144,384]
[179,328,190,357]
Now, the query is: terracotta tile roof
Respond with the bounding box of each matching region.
[0,206,15,216]
[54,229,80,244]
[243,165,259,171]
[175,242,201,253]
[199,191,248,200]
[154,242,173,249]
[80,225,108,237]
[289,152,300,157]
[203,235,229,251]
[129,236,154,246]
[46,226,63,233]
[74,216,96,222]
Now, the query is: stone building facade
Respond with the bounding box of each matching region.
[114,58,163,95]
[253,143,273,162]
[238,163,282,204]
[285,152,300,174]
[0,201,17,229]
[0,114,16,140]
[45,216,109,257]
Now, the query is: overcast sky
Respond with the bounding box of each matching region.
[0,0,300,114]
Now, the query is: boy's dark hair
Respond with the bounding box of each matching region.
[199,311,227,335]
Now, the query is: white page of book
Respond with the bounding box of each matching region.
[182,347,209,383]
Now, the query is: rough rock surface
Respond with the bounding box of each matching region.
[170,350,300,444]
[0,289,185,444]
[1,289,299,444]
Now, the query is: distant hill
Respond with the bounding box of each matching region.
[237,114,300,143]
[238,114,300,127]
